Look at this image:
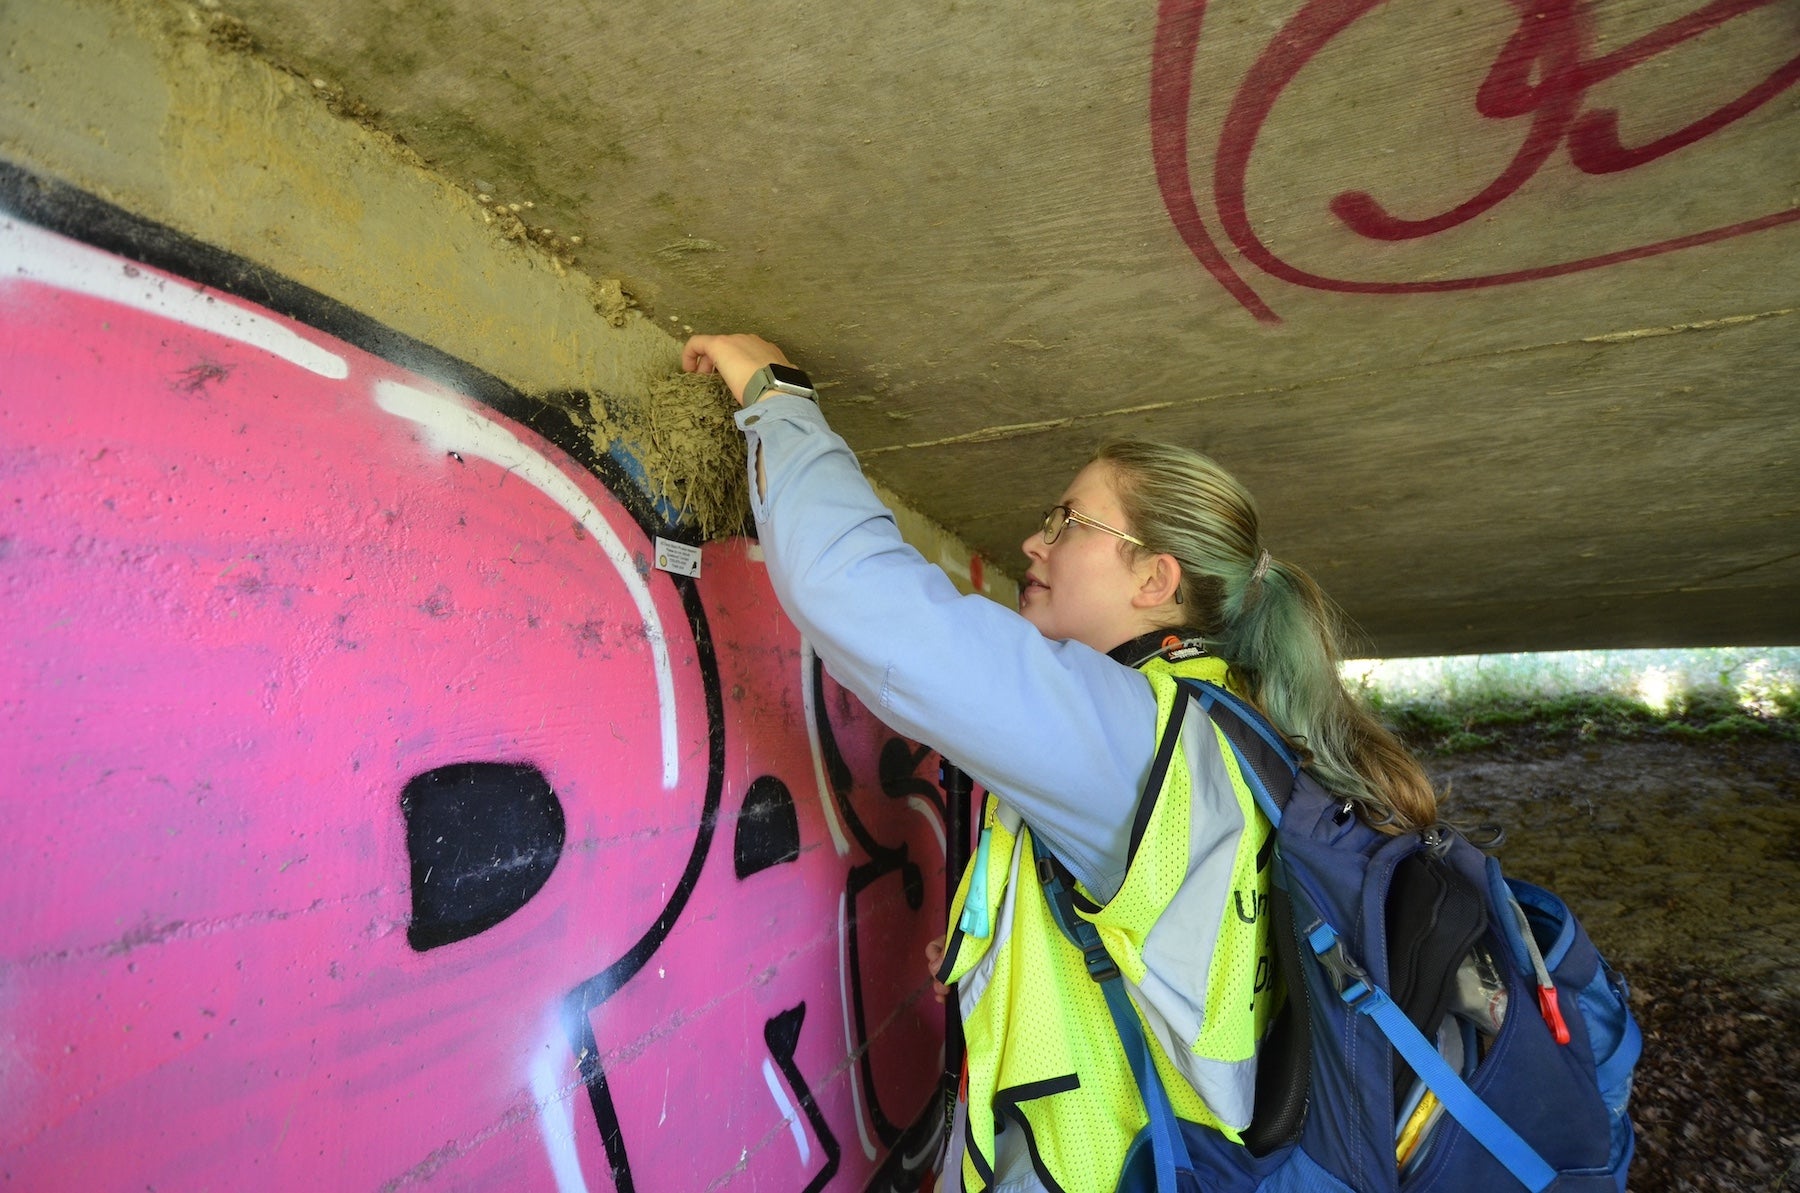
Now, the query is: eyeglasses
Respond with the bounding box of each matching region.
[1041,504,1146,548]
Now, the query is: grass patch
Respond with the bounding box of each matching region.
[1347,649,1800,753]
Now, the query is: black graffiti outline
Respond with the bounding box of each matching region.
[0,165,716,1186]
[809,653,930,1149]
[0,162,949,1190]
[765,1003,843,1193]
[0,163,701,546]
[881,738,947,822]
[556,573,725,1192]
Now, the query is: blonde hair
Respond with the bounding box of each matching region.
[1094,439,1436,833]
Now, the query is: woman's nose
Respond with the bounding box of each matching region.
[1021,530,1047,563]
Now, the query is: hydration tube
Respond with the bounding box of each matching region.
[938,759,975,1149]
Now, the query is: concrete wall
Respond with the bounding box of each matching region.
[0,3,1008,1188]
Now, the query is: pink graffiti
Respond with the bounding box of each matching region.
[1151,0,1800,322]
[0,217,945,1190]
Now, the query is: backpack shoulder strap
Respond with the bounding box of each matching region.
[1171,677,1313,1154]
[1032,835,1192,1193]
[1172,678,1298,825]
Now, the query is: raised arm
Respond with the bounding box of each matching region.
[686,335,1161,894]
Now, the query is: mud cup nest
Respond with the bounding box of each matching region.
[588,372,750,541]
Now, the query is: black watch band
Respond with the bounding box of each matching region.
[743,363,817,404]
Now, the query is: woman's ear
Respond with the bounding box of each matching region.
[1132,553,1183,610]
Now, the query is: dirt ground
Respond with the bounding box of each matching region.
[1418,734,1800,1192]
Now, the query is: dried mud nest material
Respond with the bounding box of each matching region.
[589,372,749,541]
[590,279,633,328]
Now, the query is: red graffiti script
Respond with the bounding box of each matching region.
[1151,0,1800,323]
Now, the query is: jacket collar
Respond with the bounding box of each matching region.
[1107,628,1208,669]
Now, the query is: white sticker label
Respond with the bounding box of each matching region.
[653,537,702,578]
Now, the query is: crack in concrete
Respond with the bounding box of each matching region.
[14,889,395,967]
[859,306,1797,458]
[1579,307,1795,345]
[1681,549,1800,590]
[379,1099,539,1192]
[1374,572,1800,612]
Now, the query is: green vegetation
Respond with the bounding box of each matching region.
[1344,648,1800,753]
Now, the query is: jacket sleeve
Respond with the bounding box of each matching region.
[735,395,1165,897]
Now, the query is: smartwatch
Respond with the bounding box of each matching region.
[742,363,817,405]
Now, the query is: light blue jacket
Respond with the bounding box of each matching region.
[737,396,1243,895]
[734,395,1257,1190]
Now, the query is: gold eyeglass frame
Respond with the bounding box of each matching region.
[1041,504,1147,548]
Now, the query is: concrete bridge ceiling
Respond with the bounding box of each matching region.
[214,0,1797,655]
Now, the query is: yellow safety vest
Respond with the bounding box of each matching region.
[937,655,1274,1193]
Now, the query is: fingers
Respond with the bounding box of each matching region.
[680,332,730,376]
[925,938,949,1004]
[679,333,795,405]
[680,338,718,375]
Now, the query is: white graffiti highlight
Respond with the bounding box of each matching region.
[838,891,879,1162]
[802,637,852,857]
[909,796,947,860]
[529,1025,590,1193]
[374,379,681,789]
[0,218,348,379]
[761,1057,811,1166]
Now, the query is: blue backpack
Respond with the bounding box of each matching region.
[1035,679,1641,1193]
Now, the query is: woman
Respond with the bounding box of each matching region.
[682,333,1437,1193]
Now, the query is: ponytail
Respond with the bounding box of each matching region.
[1094,440,1437,833]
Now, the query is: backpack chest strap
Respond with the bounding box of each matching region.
[1033,836,1191,1193]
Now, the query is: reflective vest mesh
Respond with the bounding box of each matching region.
[940,655,1274,1192]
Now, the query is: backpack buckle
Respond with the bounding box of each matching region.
[1307,919,1377,1010]
[1083,944,1121,984]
